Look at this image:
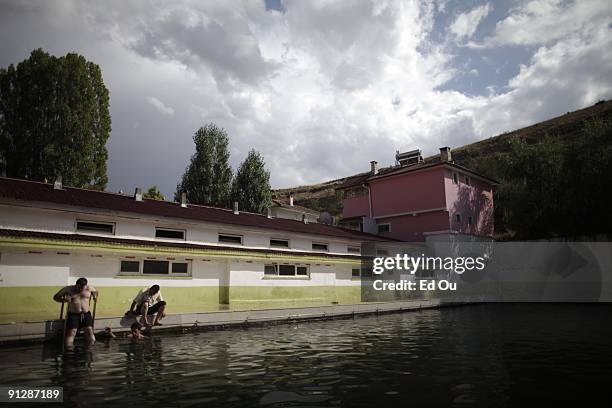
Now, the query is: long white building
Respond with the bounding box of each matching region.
[0,177,390,323]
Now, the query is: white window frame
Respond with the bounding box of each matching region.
[270,238,290,248]
[377,223,391,233]
[118,258,192,277]
[312,242,329,252]
[76,219,115,235]
[155,227,186,240]
[218,233,243,245]
[347,246,361,255]
[263,263,310,278]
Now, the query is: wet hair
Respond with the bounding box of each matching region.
[150,284,160,293]
[131,322,141,331]
[76,277,88,286]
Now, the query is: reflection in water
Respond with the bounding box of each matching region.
[1,304,611,407]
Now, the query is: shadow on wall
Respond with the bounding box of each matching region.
[450,184,494,236]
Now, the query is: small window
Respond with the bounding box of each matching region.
[270,239,289,248]
[156,228,185,240]
[352,268,361,277]
[296,266,309,276]
[465,176,471,186]
[452,173,458,184]
[377,224,390,233]
[312,242,328,251]
[219,234,243,245]
[172,262,189,274]
[455,213,462,223]
[347,246,361,254]
[76,220,114,234]
[264,264,278,275]
[120,260,140,273]
[143,260,169,274]
[279,264,296,276]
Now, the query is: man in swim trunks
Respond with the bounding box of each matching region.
[53,277,98,349]
[126,285,166,327]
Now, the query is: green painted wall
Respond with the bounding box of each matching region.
[229,285,361,305]
[0,286,222,323]
[0,285,362,323]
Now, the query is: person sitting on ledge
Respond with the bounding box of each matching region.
[125,285,166,327]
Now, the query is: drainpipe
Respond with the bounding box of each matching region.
[367,184,373,218]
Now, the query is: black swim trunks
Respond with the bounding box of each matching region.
[138,301,166,315]
[66,311,93,330]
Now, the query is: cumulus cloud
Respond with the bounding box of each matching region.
[450,3,491,42]
[146,96,175,116]
[0,0,610,198]
[486,0,612,46]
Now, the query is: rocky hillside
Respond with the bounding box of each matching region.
[273,100,612,216]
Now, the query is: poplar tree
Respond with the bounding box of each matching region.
[175,124,233,207]
[0,49,111,189]
[231,149,272,214]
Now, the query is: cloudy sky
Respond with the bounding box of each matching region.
[1,0,611,198]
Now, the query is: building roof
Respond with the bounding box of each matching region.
[336,160,499,190]
[0,177,392,242]
[0,229,365,260]
[271,199,319,216]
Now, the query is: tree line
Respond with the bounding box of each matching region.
[465,116,612,240]
[0,49,271,214]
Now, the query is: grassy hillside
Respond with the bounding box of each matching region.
[273,100,612,218]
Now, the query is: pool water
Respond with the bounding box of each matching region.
[1,304,610,407]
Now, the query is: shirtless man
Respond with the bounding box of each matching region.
[53,277,98,349]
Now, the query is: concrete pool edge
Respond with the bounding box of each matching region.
[0,299,462,346]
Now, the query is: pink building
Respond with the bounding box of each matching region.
[337,148,496,242]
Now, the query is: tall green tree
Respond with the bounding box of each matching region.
[175,124,232,207]
[0,48,111,189]
[144,185,165,201]
[231,149,272,214]
[469,116,612,239]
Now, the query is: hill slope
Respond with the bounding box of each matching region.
[273,100,612,216]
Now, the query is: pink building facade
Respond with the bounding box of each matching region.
[338,148,495,242]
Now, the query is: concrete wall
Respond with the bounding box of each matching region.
[0,246,362,323]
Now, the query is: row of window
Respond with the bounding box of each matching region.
[75,220,361,254]
[264,264,309,277]
[120,259,190,276]
[118,259,362,279]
